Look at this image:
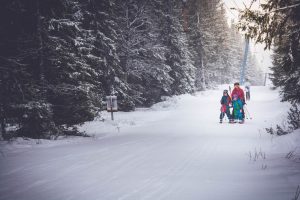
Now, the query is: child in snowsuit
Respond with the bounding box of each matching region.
[232,94,244,123]
[219,90,232,123]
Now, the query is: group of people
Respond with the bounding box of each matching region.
[219,82,250,124]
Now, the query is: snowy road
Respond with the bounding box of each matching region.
[1,86,299,200]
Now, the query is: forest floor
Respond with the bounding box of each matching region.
[1,86,300,200]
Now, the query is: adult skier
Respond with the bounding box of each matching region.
[231,82,246,122]
[245,83,251,101]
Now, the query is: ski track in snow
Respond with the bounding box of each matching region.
[0,86,300,200]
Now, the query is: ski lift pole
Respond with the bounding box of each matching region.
[240,37,250,85]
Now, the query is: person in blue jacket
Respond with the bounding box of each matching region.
[232,94,244,123]
[219,90,233,123]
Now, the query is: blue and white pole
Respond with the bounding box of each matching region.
[240,37,250,85]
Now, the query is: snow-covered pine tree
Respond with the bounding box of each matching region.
[160,0,196,95]
[271,35,300,103]
[0,0,105,138]
[184,0,206,90]
[113,0,152,110]
[0,0,31,136]
[0,0,58,139]
[132,0,174,106]
[245,52,264,86]
[214,3,231,84]
[197,0,232,87]
[77,0,128,112]
[238,0,300,103]
[227,20,244,83]
[43,0,96,130]
[238,0,300,134]
[114,0,175,108]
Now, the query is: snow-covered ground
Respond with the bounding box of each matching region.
[0,86,300,200]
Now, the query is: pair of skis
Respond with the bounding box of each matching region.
[220,119,244,124]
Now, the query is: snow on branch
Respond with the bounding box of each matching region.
[269,3,300,13]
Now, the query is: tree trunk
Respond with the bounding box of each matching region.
[36,0,45,100]
[0,104,6,139]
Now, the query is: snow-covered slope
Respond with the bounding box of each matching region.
[0,86,299,200]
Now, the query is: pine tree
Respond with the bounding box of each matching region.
[160,0,196,94]
[133,0,174,106]
[197,0,232,87]
[0,0,59,138]
[245,53,264,86]
[0,0,99,138]
[227,21,244,83]
[185,0,206,90]
[238,0,300,103]
[238,0,300,134]
[41,0,97,129]
[77,0,125,110]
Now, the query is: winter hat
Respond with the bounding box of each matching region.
[234,82,240,86]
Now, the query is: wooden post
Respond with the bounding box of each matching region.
[111,97,114,121]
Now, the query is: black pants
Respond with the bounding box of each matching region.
[246,92,250,101]
[220,110,232,121]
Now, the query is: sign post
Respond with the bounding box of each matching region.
[106,96,118,120]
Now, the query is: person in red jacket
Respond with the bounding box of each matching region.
[231,82,246,121]
[231,82,245,103]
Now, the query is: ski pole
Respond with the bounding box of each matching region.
[242,105,249,120]
[244,106,252,120]
[244,106,251,118]
[243,108,249,120]
[244,111,249,120]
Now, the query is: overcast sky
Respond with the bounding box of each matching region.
[222,0,272,73]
